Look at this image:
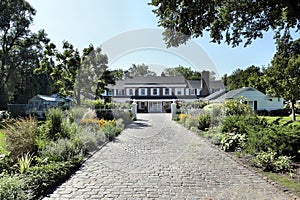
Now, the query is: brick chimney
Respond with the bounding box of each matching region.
[200,70,210,96]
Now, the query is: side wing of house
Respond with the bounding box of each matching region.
[232,88,284,111]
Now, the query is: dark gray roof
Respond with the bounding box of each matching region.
[203,90,226,101]
[211,87,262,103]
[210,80,226,89]
[225,87,258,98]
[186,80,201,89]
[124,76,187,85]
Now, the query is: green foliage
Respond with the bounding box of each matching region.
[38,139,84,162]
[20,160,82,200]
[17,153,34,174]
[222,66,266,92]
[251,150,292,172]
[46,108,64,139]
[126,63,156,77]
[0,174,33,200]
[222,115,267,135]
[0,0,51,109]
[163,65,202,80]
[224,98,251,116]
[246,124,300,159]
[101,122,121,141]
[221,133,247,152]
[4,117,37,161]
[150,0,299,47]
[198,114,211,131]
[264,37,300,121]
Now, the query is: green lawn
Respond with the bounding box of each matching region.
[260,171,300,197]
[0,130,7,154]
[260,116,300,126]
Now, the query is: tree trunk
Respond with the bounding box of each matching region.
[291,100,296,121]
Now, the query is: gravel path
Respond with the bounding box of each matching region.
[44,113,294,200]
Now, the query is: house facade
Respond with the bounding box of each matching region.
[207,87,284,111]
[106,71,225,113]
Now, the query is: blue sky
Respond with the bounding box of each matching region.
[27,0,278,77]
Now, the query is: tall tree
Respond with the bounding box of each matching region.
[36,41,81,97]
[0,0,50,108]
[75,45,110,104]
[223,65,265,92]
[264,36,300,121]
[150,0,300,47]
[163,66,201,80]
[127,64,156,77]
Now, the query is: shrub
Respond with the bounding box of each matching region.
[101,121,121,141]
[38,139,84,162]
[77,126,106,153]
[0,174,33,200]
[17,153,34,174]
[5,117,37,161]
[220,133,247,152]
[185,116,199,130]
[178,114,191,125]
[46,108,64,139]
[246,124,300,160]
[268,109,290,116]
[20,160,82,199]
[198,114,211,131]
[251,150,292,173]
[224,98,251,116]
[222,115,267,135]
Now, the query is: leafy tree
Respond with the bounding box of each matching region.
[150,0,300,47]
[222,65,266,92]
[127,64,156,77]
[163,65,201,80]
[0,0,50,108]
[36,41,81,98]
[74,45,113,104]
[264,36,300,121]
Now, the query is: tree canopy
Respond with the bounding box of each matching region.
[163,66,201,80]
[150,0,300,47]
[222,65,266,92]
[0,0,50,108]
[126,64,157,77]
[264,37,300,121]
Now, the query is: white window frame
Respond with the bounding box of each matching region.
[175,88,184,96]
[126,88,134,96]
[117,89,123,96]
[151,88,160,96]
[139,88,147,96]
[163,88,172,95]
[185,89,190,95]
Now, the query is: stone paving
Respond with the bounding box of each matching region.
[44,113,294,200]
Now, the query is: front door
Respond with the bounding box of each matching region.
[149,102,162,112]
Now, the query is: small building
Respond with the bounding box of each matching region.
[210,87,284,111]
[26,94,73,118]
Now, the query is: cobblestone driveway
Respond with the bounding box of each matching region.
[45,113,294,200]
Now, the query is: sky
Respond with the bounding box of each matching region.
[27,0,279,78]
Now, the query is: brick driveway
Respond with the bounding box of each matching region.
[44,113,293,199]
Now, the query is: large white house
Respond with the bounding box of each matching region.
[105,71,225,113]
[206,87,284,111]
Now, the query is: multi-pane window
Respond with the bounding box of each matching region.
[117,89,123,96]
[126,88,134,96]
[139,88,147,96]
[175,88,184,96]
[164,88,172,95]
[151,88,159,96]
